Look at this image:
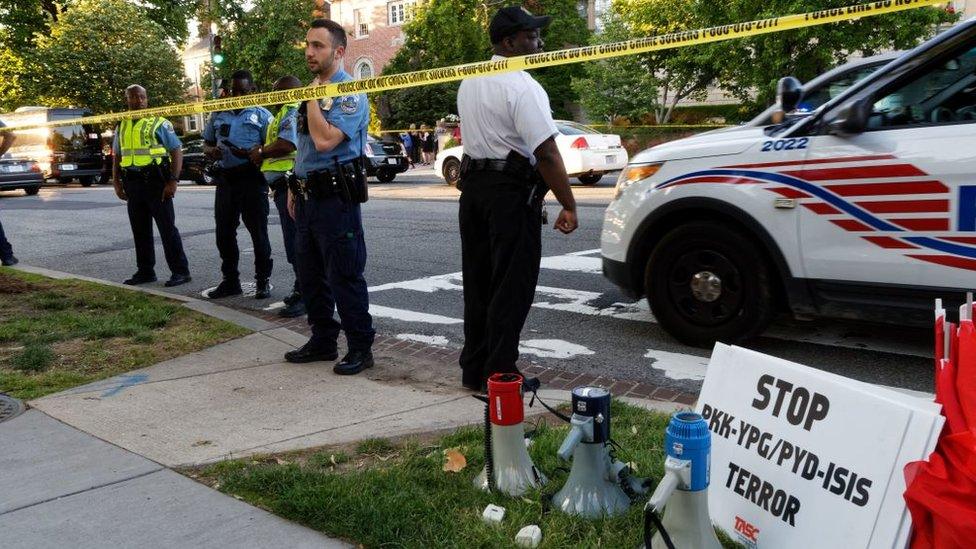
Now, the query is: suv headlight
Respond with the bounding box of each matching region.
[614,162,663,200]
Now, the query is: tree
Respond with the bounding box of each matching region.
[26,0,188,115]
[525,0,591,119]
[0,43,28,112]
[219,0,315,91]
[571,14,658,124]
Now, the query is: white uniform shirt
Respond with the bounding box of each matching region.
[457,55,558,165]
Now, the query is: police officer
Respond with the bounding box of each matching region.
[0,122,17,266]
[251,75,305,317]
[202,70,274,299]
[456,6,578,391]
[283,18,375,375]
[111,84,191,287]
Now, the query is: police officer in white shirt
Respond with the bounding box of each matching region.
[456,6,578,391]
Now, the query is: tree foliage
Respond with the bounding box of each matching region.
[26,0,187,114]
[379,0,589,128]
[219,0,315,91]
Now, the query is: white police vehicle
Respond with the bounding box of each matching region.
[602,19,976,347]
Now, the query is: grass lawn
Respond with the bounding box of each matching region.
[0,269,250,400]
[192,402,740,548]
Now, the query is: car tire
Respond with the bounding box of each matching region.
[24,186,40,196]
[645,221,775,348]
[376,170,396,183]
[80,176,94,187]
[443,157,461,187]
[577,173,603,185]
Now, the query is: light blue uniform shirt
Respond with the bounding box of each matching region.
[202,107,272,168]
[295,70,369,178]
[111,117,182,156]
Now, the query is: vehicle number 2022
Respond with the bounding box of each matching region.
[760,138,809,152]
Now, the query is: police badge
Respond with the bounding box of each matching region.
[319,97,334,111]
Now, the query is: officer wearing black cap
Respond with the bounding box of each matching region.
[456,6,579,391]
[111,84,191,287]
[283,18,375,376]
[202,69,274,300]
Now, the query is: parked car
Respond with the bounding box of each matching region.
[0,107,104,186]
[602,19,976,347]
[0,155,43,195]
[365,135,409,183]
[434,120,629,186]
[180,139,216,185]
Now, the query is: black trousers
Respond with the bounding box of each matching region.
[123,172,189,276]
[0,214,12,260]
[268,175,299,288]
[458,171,541,385]
[214,164,272,281]
[294,194,374,351]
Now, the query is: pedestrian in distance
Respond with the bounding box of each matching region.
[253,75,305,318]
[399,130,415,169]
[421,125,436,165]
[283,18,376,376]
[202,70,275,300]
[455,5,579,391]
[0,121,18,267]
[111,84,191,287]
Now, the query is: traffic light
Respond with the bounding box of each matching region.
[212,35,224,65]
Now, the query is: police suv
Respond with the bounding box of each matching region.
[602,18,976,347]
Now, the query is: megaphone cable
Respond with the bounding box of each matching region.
[644,505,676,549]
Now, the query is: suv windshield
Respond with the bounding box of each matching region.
[50,124,96,152]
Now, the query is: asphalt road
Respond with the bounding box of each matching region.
[0,168,932,395]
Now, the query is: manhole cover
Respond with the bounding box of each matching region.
[0,393,26,423]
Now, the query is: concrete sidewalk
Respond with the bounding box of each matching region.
[2,265,683,547]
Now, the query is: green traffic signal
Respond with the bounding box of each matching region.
[213,52,224,65]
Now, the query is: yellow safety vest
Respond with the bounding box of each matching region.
[261,102,300,172]
[118,117,169,167]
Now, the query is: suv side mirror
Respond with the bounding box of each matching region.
[777,77,803,112]
[828,97,873,135]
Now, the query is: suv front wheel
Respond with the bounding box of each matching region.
[645,221,775,348]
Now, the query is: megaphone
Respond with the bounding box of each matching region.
[474,373,547,496]
[552,386,647,518]
[645,411,721,549]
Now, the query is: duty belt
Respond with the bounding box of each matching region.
[291,169,339,200]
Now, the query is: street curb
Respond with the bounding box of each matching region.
[8,263,700,409]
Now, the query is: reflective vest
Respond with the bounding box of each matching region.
[261,102,300,172]
[118,117,169,167]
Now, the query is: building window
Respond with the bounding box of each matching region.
[388,1,413,26]
[355,9,369,37]
[355,59,374,80]
[187,116,199,133]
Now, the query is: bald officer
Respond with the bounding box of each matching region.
[456,6,578,391]
[283,19,375,376]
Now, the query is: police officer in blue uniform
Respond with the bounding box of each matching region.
[111,84,191,287]
[202,70,275,299]
[283,19,375,375]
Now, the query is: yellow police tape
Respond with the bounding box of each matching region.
[0,0,945,131]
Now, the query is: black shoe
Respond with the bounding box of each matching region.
[1,255,18,267]
[278,300,306,318]
[283,289,302,307]
[255,278,271,299]
[124,272,157,285]
[164,273,192,287]
[462,379,486,392]
[205,279,242,299]
[285,340,339,363]
[334,350,374,375]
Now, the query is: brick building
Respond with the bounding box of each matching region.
[329,0,418,79]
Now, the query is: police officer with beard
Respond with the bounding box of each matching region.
[283,19,375,375]
[202,70,274,299]
[456,6,578,391]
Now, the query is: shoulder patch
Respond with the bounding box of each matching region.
[249,113,259,124]
[339,95,360,114]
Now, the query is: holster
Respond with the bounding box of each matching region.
[333,157,368,204]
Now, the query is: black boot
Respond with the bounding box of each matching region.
[124,271,157,285]
[285,340,339,363]
[333,350,374,375]
[255,278,271,299]
[205,279,242,299]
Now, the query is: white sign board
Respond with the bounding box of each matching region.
[697,344,942,548]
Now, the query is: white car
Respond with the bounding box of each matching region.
[434,120,628,186]
[602,19,976,347]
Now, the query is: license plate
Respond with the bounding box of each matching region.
[605,155,616,164]
[2,165,25,173]
[386,158,397,165]
[61,163,77,171]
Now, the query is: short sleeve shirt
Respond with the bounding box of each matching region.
[295,70,369,178]
[112,117,181,156]
[275,105,298,147]
[203,107,272,168]
[456,55,558,164]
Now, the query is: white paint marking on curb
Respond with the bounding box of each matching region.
[519,339,595,359]
[396,334,450,346]
[539,255,602,274]
[263,301,285,311]
[369,305,463,325]
[643,349,710,381]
